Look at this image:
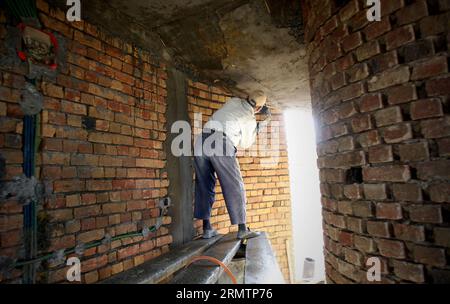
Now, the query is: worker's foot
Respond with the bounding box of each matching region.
[237,228,261,240]
[202,229,219,239]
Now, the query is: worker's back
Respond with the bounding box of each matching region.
[205,97,257,149]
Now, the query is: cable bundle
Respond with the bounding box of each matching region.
[4,0,38,19]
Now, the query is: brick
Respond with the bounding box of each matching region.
[369,145,393,163]
[74,31,102,51]
[393,260,425,283]
[438,138,450,157]
[364,184,388,200]
[48,235,75,252]
[354,235,377,253]
[65,220,81,234]
[344,247,363,266]
[399,142,429,162]
[71,154,99,166]
[431,269,450,284]
[421,117,450,139]
[347,63,369,83]
[53,180,84,193]
[357,130,381,147]
[81,255,108,273]
[411,56,448,80]
[376,203,402,220]
[74,205,100,219]
[380,0,404,16]
[339,0,359,21]
[43,83,64,99]
[322,151,366,168]
[378,239,406,259]
[434,228,450,247]
[393,223,425,242]
[370,51,398,74]
[320,169,346,183]
[360,94,383,113]
[86,180,113,191]
[338,231,353,247]
[351,114,373,133]
[368,67,410,92]
[337,136,355,152]
[420,13,449,37]
[48,209,73,222]
[396,1,428,25]
[401,39,434,63]
[117,244,140,260]
[410,99,443,120]
[78,229,105,243]
[337,201,353,215]
[374,107,403,127]
[381,123,413,143]
[322,198,337,211]
[367,221,390,238]
[428,183,450,203]
[328,213,346,229]
[102,202,126,214]
[393,183,423,202]
[409,205,443,224]
[438,0,450,10]
[84,271,99,284]
[346,217,364,234]
[385,25,415,51]
[363,165,410,182]
[426,76,450,97]
[356,41,380,61]
[338,82,364,101]
[341,32,363,52]
[413,246,446,267]
[343,184,364,200]
[335,53,354,71]
[386,85,417,105]
[330,72,346,90]
[352,201,373,217]
[348,9,370,32]
[416,160,450,180]
[61,100,87,116]
[363,16,391,40]
[81,218,96,231]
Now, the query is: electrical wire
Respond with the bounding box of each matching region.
[14,225,160,267]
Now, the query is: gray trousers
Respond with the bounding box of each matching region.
[193,130,247,225]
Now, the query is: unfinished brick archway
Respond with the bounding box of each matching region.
[304,0,449,283]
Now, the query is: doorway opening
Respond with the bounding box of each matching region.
[284,107,325,283]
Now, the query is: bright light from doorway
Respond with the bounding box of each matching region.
[284,108,325,284]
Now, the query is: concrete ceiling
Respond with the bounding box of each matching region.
[50,0,311,108]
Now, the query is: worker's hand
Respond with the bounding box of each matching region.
[257,116,271,133]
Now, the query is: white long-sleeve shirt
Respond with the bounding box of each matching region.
[204,97,257,149]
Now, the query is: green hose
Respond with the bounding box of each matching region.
[14,225,158,267]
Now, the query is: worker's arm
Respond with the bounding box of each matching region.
[256,111,272,134]
[239,119,258,149]
[239,112,271,149]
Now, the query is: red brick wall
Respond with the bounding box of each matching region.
[304,0,449,283]
[0,1,171,283]
[187,80,293,281]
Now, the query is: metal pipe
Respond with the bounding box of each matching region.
[22,114,38,284]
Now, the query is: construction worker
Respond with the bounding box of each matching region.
[193,90,271,239]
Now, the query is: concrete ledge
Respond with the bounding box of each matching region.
[100,235,223,284]
[245,232,285,284]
